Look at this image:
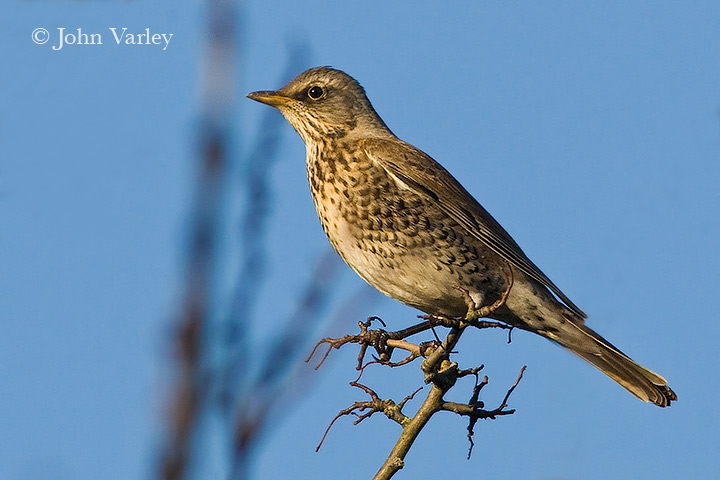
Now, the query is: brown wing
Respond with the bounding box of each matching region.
[362,137,587,319]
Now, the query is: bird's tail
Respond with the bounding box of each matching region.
[541,312,677,407]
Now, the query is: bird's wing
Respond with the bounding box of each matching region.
[362,137,586,319]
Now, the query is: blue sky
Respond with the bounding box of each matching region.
[2,2,719,479]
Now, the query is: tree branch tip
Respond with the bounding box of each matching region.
[457,364,484,378]
[349,380,378,398]
[354,361,381,383]
[366,316,386,328]
[398,386,424,409]
[498,365,527,409]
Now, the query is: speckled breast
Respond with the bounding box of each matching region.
[304,139,503,317]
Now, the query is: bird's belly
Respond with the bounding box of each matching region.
[334,232,468,316]
[316,196,501,317]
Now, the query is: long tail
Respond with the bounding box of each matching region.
[541,312,677,407]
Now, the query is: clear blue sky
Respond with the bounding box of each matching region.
[2,2,719,479]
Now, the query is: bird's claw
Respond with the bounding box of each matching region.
[456,264,514,321]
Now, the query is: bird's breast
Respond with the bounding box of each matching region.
[304,142,500,316]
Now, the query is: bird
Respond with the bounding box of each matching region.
[247,66,676,407]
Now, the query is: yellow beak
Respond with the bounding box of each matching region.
[246,90,292,107]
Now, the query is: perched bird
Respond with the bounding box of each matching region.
[247,66,676,407]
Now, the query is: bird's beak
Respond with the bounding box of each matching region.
[246,90,292,108]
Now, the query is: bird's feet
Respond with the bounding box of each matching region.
[456,265,514,321]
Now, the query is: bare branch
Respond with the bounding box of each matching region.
[316,382,422,452]
[307,307,526,480]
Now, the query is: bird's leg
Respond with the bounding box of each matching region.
[458,262,514,321]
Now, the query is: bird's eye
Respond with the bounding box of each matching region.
[307,86,324,100]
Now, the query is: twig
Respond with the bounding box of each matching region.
[307,317,439,370]
[316,382,423,451]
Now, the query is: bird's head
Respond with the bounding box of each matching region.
[247,66,392,144]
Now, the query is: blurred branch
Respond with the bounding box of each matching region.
[228,247,343,479]
[222,42,326,480]
[160,2,356,478]
[221,41,311,408]
[160,5,376,480]
[159,1,236,479]
[159,46,230,480]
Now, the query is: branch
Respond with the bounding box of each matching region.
[310,316,523,479]
[311,261,522,479]
[316,382,423,451]
[442,365,526,459]
[307,317,439,371]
